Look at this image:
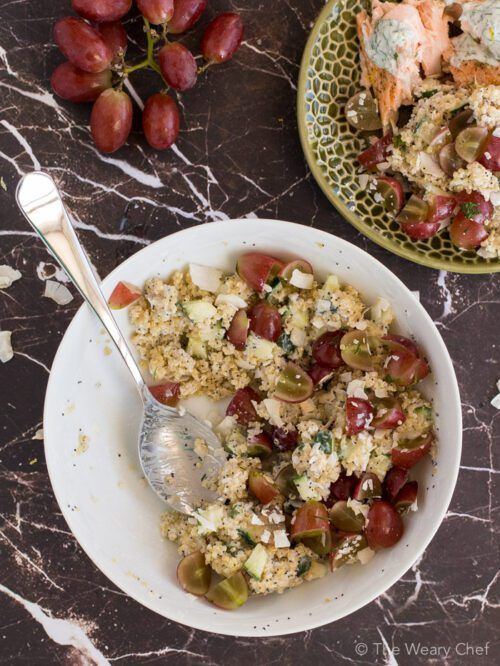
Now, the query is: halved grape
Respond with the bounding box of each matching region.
[391,432,433,469]
[302,530,332,557]
[168,0,207,34]
[274,463,297,496]
[479,135,500,172]
[54,17,112,73]
[383,466,409,501]
[454,191,494,224]
[142,93,179,150]
[450,215,488,250]
[274,362,314,403]
[448,108,473,139]
[357,133,392,169]
[91,89,132,153]
[428,126,452,152]
[226,387,260,425]
[312,331,344,369]
[205,572,248,610]
[158,42,197,91]
[366,500,403,549]
[326,473,357,505]
[353,472,382,500]
[248,470,280,505]
[345,91,382,131]
[279,259,313,281]
[372,397,405,429]
[149,381,180,406]
[97,21,127,60]
[137,0,174,24]
[51,62,112,103]
[397,194,429,225]
[375,176,404,215]
[227,309,248,350]
[72,0,132,22]
[177,551,211,595]
[247,431,273,458]
[455,127,489,163]
[394,481,418,514]
[308,363,334,386]
[329,500,365,532]
[427,194,456,223]
[271,427,298,452]
[383,338,429,386]
[340,331,381,371]
[290,501,329,541]
[236,252,284,293]
[346,397,374,435]
[401,220,440,241]
[330,534,367,570]
[248,302,282,342]
[201,12,244,63]
[438,143,465,176]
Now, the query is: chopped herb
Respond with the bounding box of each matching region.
[314,430,332,454]
[269,276,281,289]
[228,506,239,518]
[459,202,480,219]
[277,333,295,354]
[394,52,399,61]
[296,556,312,577]
[0,177,6,191]
[415,405,432,420]
[237,528,256,546]
[330,304,338,313]
[420,90,437,99]
[393,135,407,151]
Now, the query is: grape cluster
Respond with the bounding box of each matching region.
[51,1,244,153]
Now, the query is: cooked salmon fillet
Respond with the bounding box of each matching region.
[447,54,500,85]
[356,0,449,130]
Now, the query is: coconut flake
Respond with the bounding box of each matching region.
[493,127,500,138]
[189,264,222,293]
[250,513,264,526]
[215,293,247,309]
[289,269,313,290]
[491,393,500,410]
[347,379,368,400]
[32,428,44,440]
[44,280,73,305]
[0,265,22,289]
[290,327,307,347]
[357,547,375,564]
[260,529,271,543]
[273,529,290,548]
[490,191,500,206]
[262,398,283,427]
[418,152,445,178]
[0,331,13,363]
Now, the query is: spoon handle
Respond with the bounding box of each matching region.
[16,171,146,394]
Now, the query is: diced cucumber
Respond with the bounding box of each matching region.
[307,560,327,580]
[323,275,340,293]
[293,474,322,501]
[296,555,311,577]
[243,543,268,580]
[187,336,207,359]
[195,505,224,535]
[182,300,217,323]
[246,334,275,361]
[290,308,308,329]
[237,528,257,547]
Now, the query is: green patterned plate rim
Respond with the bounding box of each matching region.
[297,0,500,274]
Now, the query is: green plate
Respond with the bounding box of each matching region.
[297,0,500,273]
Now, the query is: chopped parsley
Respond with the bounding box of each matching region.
[420,89,437,99]
[459,202,480,219]
[393,135,407,151]
[314,430,332,454]
[296,556,312,577]
[237,529,256,547]
[277,333,295,354]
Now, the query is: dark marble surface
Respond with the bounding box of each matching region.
[0,1,499,664]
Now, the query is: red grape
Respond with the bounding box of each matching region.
[345,397,373,435]
[236,252,284,293]
[372,397,405,429]
[137,0,174,24]
[401,220,440,240]
[366,500,404,549]
[248,471,280,505]
[352,472,382,500]
[383,466,409,501]
[312,331,344,369]
[326,472,357,505]
[383,335,420,357]
[357,133,392,169]
[375,176,404,215]
[72,0,131,22]
[450,215,488,250]
[392,433,433,469]
[142,93,179,150]
[247,432,273,457]
[158,43,197,91]
[201,13,244,64]
[479,135,500,172]
[393,481,418,513]
[308,363,334,386]
[97,21,127,60]
[148,382,180,406]
[91,89,132,153]
[54,17,112,73]
[427,195,456,223]
[226,309,248,350]
[168,0,207,34]
[226,387,260,426]
[248,302,282,342]
[454,191,494,224]
[51,62,112,102]
[290,501,329,541]
[271,426,298,452]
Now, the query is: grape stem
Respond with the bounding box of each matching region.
[123,18,163,79]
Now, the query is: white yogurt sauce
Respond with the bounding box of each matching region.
[451,32,500,66]
[461,0,500,60]
[364,19,417,76]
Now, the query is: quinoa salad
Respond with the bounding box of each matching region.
[348,0,500,258]
[109,251,435,610]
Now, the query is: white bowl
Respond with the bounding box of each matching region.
[44,219,461,637]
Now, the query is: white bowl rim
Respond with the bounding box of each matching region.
[43,218,462,637]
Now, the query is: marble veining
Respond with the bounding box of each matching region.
[0,0,499,664]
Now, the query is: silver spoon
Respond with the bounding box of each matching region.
[16,171,226,514]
